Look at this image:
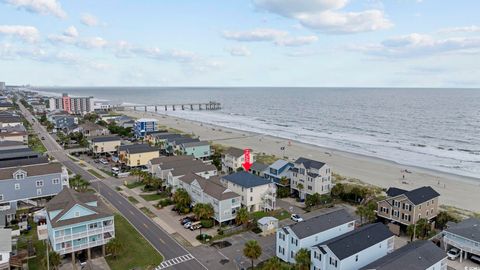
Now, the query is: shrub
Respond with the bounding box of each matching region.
[251,226,262,234]
[201,219,214,228]
[217,229,224,235]
[196,234,212,242]
[157,198,173,208]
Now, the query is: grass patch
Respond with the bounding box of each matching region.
[67,155,78,161]
[106,214,163,269]
[78,162,87,167]
[88,169,105,179]
[251,209,290,221]
[140,207,156,218]
[255,153,279,165]
[140,193,167,201]
[28,133,47,153]
[127,196,139,204]
[125,181,144,189]
[115,186,122,191]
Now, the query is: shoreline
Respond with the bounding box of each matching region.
[123,109,480,212]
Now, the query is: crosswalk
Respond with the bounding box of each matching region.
[155,254,195,269]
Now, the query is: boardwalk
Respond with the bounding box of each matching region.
[115,101,221,111]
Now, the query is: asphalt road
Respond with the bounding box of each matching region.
[18,102,207,270]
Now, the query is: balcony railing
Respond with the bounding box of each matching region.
[54,225,114,243]
[57,237,112,255]
[444,236,480,256]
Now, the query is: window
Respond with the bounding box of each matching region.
[36,180,44,187]
[355,255,358,262]
[37,189,42,195]
[0,194,3,201]
[52,178,59,184]
[15,183,20,190]
[74,211,80,217]
[250,196,253,202]
[250,188,253,192]
[291,251,294,258]
[308,185,313,191]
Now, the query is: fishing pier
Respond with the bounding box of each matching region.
[114,101,221,112]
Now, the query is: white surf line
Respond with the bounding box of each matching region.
[155,254,195,269]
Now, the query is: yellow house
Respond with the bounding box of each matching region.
[89,136,122,155]
[118,144,159,167]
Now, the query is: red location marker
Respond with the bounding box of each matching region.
[242,148,252,171]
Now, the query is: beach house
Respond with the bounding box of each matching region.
[361,240,447,270]
[442,217,480,263]
[221,171,276,212]
[0,229,11,270]
[75,122,110,137]
[263,159,293,185]
[276,209,355,264]
[46,188,115,262]
[0,114,22,127]
[47,112,78,132]
[376,186,440,227]
[290,157,332,200]
[134,118,158,138]
[311,223,395,270]
[177,174,241,224]
[179,141,211,160]
[0,163,69,227]
[118,144,159,168]
[0,125,28,144]
[221,147,255,174]
[249,162,268,177]
[88,136,122,156]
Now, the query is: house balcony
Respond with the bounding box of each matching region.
[54,225,114,243]
[57,237,113,255]
[444,235,480,256]
[0,261,9,270]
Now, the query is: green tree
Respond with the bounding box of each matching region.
[305,193,321,207]
[235,207,250,226]
[407,224,416,242]
[436,211,459,229]
[261,258,289,270]
[106,237,123,259]
[243,240,262,270]
[294,248,311,270]
[355,205,368,224]
[43,251,61,270]
[193,203,214,221]
[416,218,432,239]
[331,183,344,198]
[172,188,191,211]
[69,175,90,192]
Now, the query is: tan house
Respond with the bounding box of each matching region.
[221,147,255,174]
[0,126,28,144]
[76,122,110,137]
[118,144,159,168]
[89,136,122,155]
[377,186,440,226]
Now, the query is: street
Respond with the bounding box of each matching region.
[18,102,207,270]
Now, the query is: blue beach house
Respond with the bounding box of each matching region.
[134,118,158,138]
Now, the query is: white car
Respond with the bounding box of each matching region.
[447,248,460,260]
[183,222,192,229]
[291,214,303,222]
[99,159,109,165]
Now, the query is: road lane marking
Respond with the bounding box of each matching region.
[156,254,195,269]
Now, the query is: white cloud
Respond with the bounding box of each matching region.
[222,28,318,47]
[252,0,392,33]
[227,46,252,56]
[48,27,108,49]
[438,25,480,34]
[81,13,99,27]
[78,37,108,49]
[5,0,66,18]
[0,25,39,42]
[64,26,78,38]
[352,33,480,58]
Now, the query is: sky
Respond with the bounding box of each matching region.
[0,0,479,87]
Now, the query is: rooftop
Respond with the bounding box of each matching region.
[294,157,326,170]
[250,162,269,172]
[0,229,12,253]
[0,156,49,169]
[90,135,122,143]
[318,223,394,260]
[386,186,440,205]
[269,159,292,170]
[149,155,195,165]
[0,147,40,161]
[181,141,210,148]
[0,163,63,180]
[179,174,239,200]
[445,217,480,243]
[224,147,245,158]
[360,240,446,270]
[136,118,158,122]
[118,144,158,154]
[222,171,272,188]
[287,209,355,239]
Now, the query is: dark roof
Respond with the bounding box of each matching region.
[0,115,21,123]
[46,188,112,228]
[170,137,199,145]
[0,156,49,169]
[288,209,355,239]
[0,140,25,147]
[222,171,271,188]
[319,223,394,260]
[181,141,210,148]
[179,174,239,201]
[118,144,158,154]
[250,162,269,172]
[360,240,446,270]
[90,136,122,143]
[294,157,326,169]
[153,133,183,140]
[0,163,63,180]
[0,148,40,161]
[224,147,245,158]
[149,155,194,165]
[444,218,480,243]
[386,186,440,205]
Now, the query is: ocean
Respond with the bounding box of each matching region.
[35,87,480,179]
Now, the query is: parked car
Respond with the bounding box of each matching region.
[94,159,100,163]
[189,221,202,231]
[99,158,108,165]
[183,222,192,229]
[447,248,460,260]
[180,216,195,225]
[291,214,303,222]
[41,136,45,140]
[470,254,480,265]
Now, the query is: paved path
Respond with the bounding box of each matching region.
[18,102,207,270]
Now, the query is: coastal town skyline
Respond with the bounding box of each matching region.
[1,0,480,87]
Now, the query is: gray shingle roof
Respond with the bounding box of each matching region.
[118,144,158,154]
[250,162,268,172]
[0,148,40,161]
[0,163,62,180]
[0,229,12,253]
[149,155,194,165]
[90,136,121,143]
[319,223,394,260]
[360,240,446,270]
[445,218,480,243]
[222,171,271,188]
[224,147,245,158]
[181,141,210,148]
[294,157,326,169]
[0,156,49,169]
[387,186,440,205]
[288,209,355,239]
[179,174,239,201]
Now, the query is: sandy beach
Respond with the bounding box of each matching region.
[123,110,480,213]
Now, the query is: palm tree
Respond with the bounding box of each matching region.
[193,203,214,221]
[279,177,289,187]
[235,207,250,227]
[355,205,367,224]
[69,175,90,192]
[294,248,311,270]
[261,258,284,270]
[172,188,191,211]
[106,238,123,259]
[406,224,416,242]
[243,240,262,270]
[43,251,61,270]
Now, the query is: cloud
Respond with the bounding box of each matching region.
[64,26,78,38]
[4,0,66,18]
[438,25,480,34]
[352,33,480,58]
[78,37,108,49]
[81,13,99,27]
[227,46,252,56]
[48,27,108,49]
[252,0,392,33]
[222,28,318,47]
[0,25,39,42]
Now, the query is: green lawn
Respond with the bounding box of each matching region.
[139,207,156,218]
[28,134,47,153]
[140,193,167,201]
[127,196,139,204]
[87,169,105,179]
[106,214,163,269]
[251,209,290,221]
[124,181,144,189]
